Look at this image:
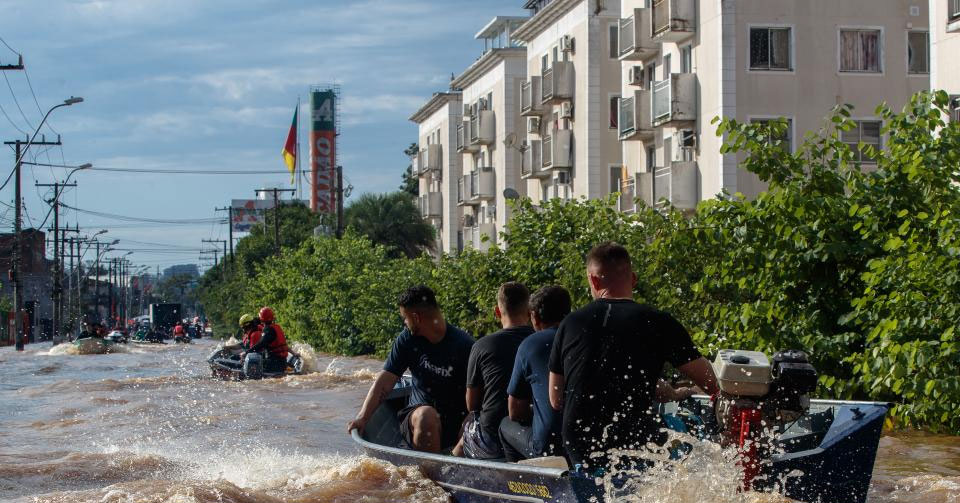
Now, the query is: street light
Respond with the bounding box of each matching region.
[11,96,84,350]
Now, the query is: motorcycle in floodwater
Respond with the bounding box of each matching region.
[207,346,304,380]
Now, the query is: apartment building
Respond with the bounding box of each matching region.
[409,92,463,254]
[513,0,624,204]
[450,17,528,252]
[617,0,930,211]
[931,0,960,120]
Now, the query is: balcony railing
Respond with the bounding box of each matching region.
[541,61,573,104]
[542,135,553,168]
[619,90,654,141]
[651,74,696,126]
[521,77,542,115]
[456,123,466,152]
[522,140,545,178]
[620,97,636,137]
[619,8,657,60]
[618,177,636,213]
[651,0,695,41]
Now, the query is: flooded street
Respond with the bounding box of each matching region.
[1,339,957,503]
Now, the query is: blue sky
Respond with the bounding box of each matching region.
[0,0,526,271]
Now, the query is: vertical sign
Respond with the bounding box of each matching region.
[310,90,337,213]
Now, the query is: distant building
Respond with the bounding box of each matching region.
[0,229,53,342]
[162,264,199,280]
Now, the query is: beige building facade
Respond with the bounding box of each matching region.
[409,92,463,254]
[451,17,528,252]
[513,0,625,205]
[930,0,960,120]
[618,0,930,211]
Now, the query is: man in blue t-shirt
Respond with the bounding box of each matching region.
[500,285,572,461]
[347,285,474,453]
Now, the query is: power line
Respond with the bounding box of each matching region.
[24,161,300,175]
[61,202,226,224]
[0,36,18,55]
[3,72,33,130]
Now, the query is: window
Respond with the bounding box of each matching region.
[487,92,494,110]
[751,118,793,153]
[609,24,619,59]
[841,120,882,163]
[541,54,549,73]
[951,0,960,22]
[646,64,656,89]
[552,46,559,64]
[750,27,792,70]
[663,54,672,78]
[610,166,623,195]
[646,145,656,172]
[680,46,692,73]
[840,29,882,73]
[609,96,619,129]
[907,31,929,74]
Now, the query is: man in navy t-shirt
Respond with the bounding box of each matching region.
[500,285,572,461]
[348,285,474,452]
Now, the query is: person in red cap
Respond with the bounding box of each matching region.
[245,307,289,373]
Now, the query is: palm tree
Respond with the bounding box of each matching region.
[345,192,435,258]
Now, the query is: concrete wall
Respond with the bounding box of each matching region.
[931,0,960,95]
[416,99,462,254]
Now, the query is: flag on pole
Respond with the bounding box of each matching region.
[282,105,298,184]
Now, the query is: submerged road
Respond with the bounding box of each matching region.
[0,338,956,502]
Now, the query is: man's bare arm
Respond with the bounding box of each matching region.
[347,370,400,433]
[508,395,533,423]
[655,379,702,402]
[677,357,719,395]
[548,372,565,411]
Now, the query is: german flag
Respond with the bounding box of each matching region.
[282,105,297,183]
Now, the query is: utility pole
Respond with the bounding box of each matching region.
[202,240,227,269]
[5,134,63,350]
[254,188,295,253]
[336,166,345,238]
[38,181,76,343]
[214,206,234,265]
[60,226,78,336]
[200,249,219,267]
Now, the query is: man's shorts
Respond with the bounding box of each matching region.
[397,404,462,449]
[462,411,503,459]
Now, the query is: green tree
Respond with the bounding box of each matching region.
[400,142,419,197]
[345,192,435,259]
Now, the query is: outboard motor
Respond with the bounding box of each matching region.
[243,352,264,380]
[712,349,818,489]
[287,353,304,374]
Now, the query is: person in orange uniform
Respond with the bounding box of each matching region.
[238,314,261,350]
[246,307,289,373]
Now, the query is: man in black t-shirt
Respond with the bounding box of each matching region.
[348,286,474,453]
[454,282,534,459]
[548,243,719,473]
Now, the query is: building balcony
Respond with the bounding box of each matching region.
[457,121,479,153]
[458,175,474,206]
[547,183,573,201]
[619,8,657,61]
[619,90,654,141]
[651,0,696,43]
[618,176,636,214]
[521,77,543,116]
[638,161,698,210]
[469,168,496,201]
[418,191,442,218]
[416,144,442,177]
[522,140,549,179]
[541,61,574,104]
[463,223,497,251]
[651,73,696,127]
[542,129,573,169]
[469,110,496,146]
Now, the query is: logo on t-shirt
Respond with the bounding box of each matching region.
[419,355,453,377]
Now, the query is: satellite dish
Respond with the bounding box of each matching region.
[503,188,521,200]
[503,133,518,149]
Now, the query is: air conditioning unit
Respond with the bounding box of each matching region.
[463,104,473,117]
[463,214,475,227]
[527,116,541,134]
[628,65,644,87]
[560,35,574,53]
[560,101,573,119]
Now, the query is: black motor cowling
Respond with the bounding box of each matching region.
[767,350,818,422]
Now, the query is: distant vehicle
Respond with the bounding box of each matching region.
[149,303,182,335]
[104,331,128,344]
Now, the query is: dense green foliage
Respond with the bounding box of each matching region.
[198,92,959,433]
[343,192,435,259]
[400,142,419,197]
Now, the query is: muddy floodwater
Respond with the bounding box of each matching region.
[0,339,957,503]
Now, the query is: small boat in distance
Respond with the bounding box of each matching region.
[352,377,889,503]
